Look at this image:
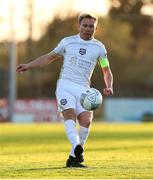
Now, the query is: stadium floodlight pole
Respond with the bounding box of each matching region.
[8,0,17,122]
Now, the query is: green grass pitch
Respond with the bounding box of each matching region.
[0,122,153,179]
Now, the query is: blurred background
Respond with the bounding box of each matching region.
[0,0,153,123]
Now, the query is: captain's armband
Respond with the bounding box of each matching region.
[98,57,109,68]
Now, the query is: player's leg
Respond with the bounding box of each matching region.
[76,92,93,148]
[56,91,79,155]
[56,81,89,167]
[72,85,93,164]
[77,111,93,147]
[56,85,86,167]
[73,111,92,166]
[62,108,86,168]
[62,108,80,157]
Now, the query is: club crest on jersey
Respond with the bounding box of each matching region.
[60,99,67,105]
[79,48,86,55]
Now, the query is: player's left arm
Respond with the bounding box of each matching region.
[98,57,113,96]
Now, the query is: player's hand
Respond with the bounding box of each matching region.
[103,87,113,96]
[16,64,30,73]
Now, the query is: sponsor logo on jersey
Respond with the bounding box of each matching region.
[60,99,67,105]
[79,48,86,55]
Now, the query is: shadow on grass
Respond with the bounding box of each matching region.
[14,166,66,171]
[13,165,93,172]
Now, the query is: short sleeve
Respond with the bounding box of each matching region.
[52,39,65,56]
[98,45,107,59]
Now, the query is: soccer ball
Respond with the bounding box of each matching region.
[80,88,102,111]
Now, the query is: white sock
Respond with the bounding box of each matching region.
[70,146,76,157]
[64,119,79,156]
[79,126,89,146]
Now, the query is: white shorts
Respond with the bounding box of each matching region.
[55,79,90,116]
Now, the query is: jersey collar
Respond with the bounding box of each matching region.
[78,34,94,42]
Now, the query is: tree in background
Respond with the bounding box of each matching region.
[108,0,153,96]
[109,0,153,38]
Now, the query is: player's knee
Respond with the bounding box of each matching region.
[78,112,93,128]
[79,118,92,128]
[62,108,76,121]
[85,118,92,127]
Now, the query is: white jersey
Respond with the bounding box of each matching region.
[53,34,107,87]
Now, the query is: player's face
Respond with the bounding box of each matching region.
[79,18,97,40]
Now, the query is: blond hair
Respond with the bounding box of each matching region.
[78,13,98,24]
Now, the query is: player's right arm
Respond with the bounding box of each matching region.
[16,51,61,73]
